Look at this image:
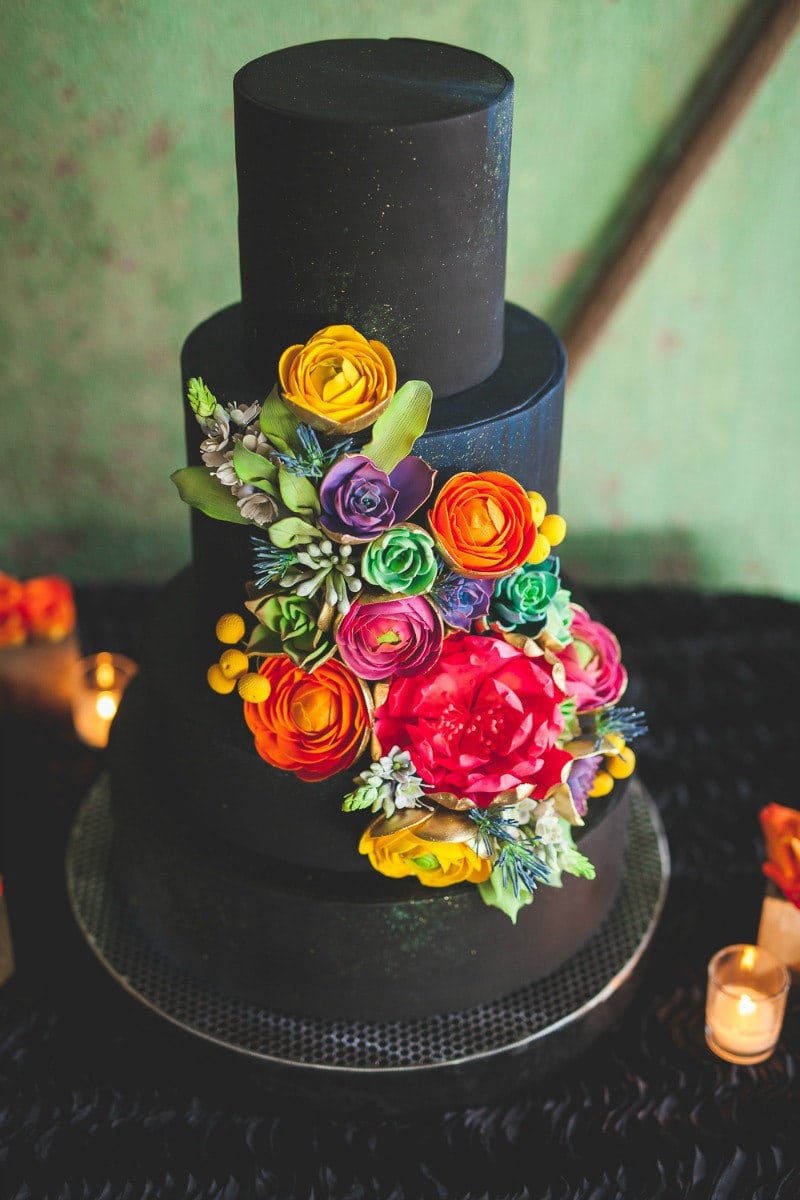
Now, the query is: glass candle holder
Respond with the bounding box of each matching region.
[705,943,789,1065]
[71,651,137,749]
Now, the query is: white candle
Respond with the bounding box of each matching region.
[705,944,789,1064]
[72,652,137,749]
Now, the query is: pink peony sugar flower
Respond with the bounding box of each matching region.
[374,631,572,807]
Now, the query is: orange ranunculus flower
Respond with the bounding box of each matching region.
[21,575,76,642]
[243,653,372,782]
[428,471,537,578]
[760,803,800,908]
[278,324,397,435]
[359,822,491,888]
[0,573,27,647]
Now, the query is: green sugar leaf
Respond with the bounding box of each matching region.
[361,380,433,473]
[342,791,377,812]
[232,442,278,492]
[278,467,321,516]
[170,467,251,525]
[268,516,321,549]
[478,869,535,924]
[259,385,302,454]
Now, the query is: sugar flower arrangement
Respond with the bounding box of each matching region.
[173,325,646,920]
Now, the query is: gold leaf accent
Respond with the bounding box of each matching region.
[367,808,433,839]
[316,600,336,635]
[282,392,392,437]
[427,791,475,812]
[486,784,535,809]
[549,781,584,826]
[413,809,476,843]
[563,736,601,759]
[537,628,571,655]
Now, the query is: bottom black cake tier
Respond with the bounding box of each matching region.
[107,571,633,1022]
[67,773,667,1114]
[111,778,629,1023]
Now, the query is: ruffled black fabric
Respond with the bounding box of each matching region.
[1,584,798,1199]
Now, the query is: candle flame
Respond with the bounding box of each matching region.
[737,991,757,1017]
[95,653,116,690]
[96,691,118,721]
[740,945,757,971]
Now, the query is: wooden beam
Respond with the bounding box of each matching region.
[562,0,800,380]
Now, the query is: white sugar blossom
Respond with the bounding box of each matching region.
[342,746,429,818]
[234,484,278,527]
[229,402,260,427]
[213,454,239,489]
[531,799,563,846]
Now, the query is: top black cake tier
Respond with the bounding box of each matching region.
[233,39,514,398]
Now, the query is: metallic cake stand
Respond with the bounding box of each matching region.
[65,776,669,1114]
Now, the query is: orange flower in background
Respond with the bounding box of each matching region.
[278,324,397,435]
[243,653,372,781]
[359,823,492,888]
[0,573,76,645]
[760,803,800,908]
[0,573,27,647]
[21,576,76,642]
[428,471,536,578]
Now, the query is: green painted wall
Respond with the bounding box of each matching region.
[2,1,798,598]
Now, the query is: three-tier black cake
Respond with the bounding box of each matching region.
[108,39,634,1023]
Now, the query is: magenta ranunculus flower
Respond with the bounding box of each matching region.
[335,595,443,681]
[319,453,435,542]
[557,604,627,711]
[374,632,572,807]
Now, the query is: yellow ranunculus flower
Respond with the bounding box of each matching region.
[358,824,492,888]
[278,325,397,435]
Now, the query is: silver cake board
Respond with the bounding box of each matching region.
[65,776,669,1115]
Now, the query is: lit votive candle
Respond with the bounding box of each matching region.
[705,943,789,1064]
[72,652,137,749]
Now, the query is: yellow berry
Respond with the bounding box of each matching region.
[608,747,636,779]
[207,663,236,694]
[527,491,547,524]
[218,648,249,679]
[527,531,551,565]
[540,513,566,547]
[237,672,272,703]
[215,612,246,644]
[604,731,626,753]
[589,769,614,797]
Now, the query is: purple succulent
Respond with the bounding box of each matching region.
[319,453,435,543]
[431,571,494,631]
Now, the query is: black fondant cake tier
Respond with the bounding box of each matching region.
[233,39,513,397]
[111,790,629,1022]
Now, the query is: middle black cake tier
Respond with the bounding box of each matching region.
[180,300,566,624]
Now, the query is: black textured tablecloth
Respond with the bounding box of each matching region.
[1,583,799,1199]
